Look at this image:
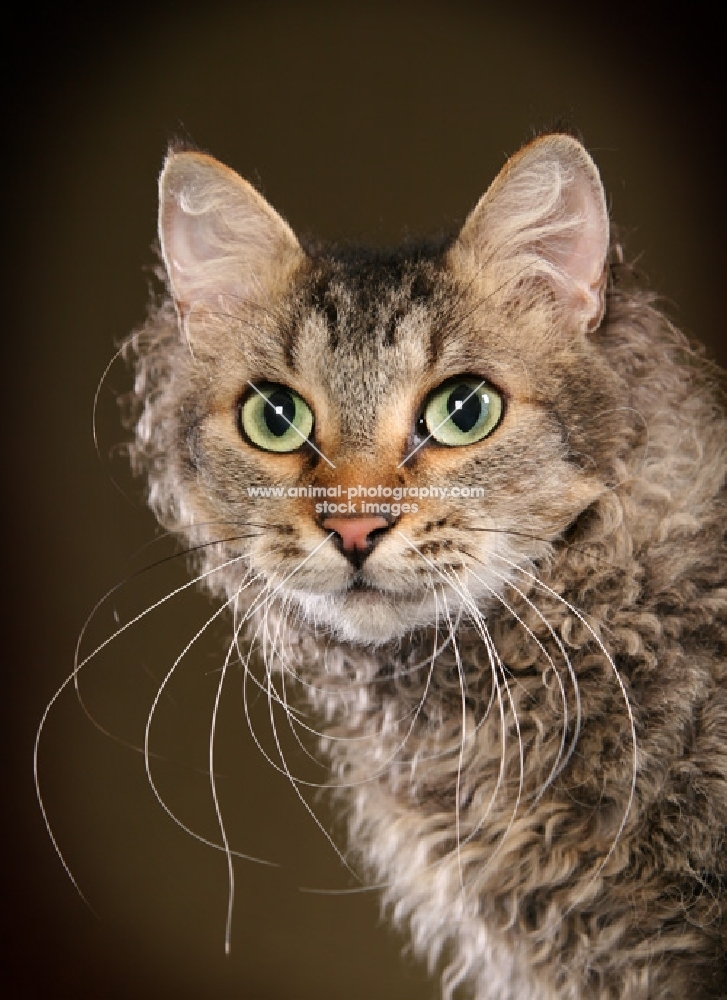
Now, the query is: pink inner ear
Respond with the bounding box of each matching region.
[562,177,608,287]
[163,204,213,292]
[160,198,238,315]
[455,135,610,334]
[158,153,303,315]
[553,178,609,325]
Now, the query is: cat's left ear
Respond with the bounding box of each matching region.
[158,151,304,321]
[451,134,609,334]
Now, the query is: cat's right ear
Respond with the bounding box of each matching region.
[158,151,304,323]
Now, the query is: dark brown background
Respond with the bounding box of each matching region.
[4,3,724,998]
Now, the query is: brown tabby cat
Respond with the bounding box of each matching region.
[124,134,726,999]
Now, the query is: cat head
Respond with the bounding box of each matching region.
[132,134,628,645]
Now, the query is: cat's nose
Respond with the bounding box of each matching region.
[322,515,391,565]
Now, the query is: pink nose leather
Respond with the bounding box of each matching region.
[322,516,389,553]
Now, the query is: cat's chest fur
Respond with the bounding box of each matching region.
[126,134,727,998]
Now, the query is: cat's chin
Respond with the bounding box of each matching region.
[288,587,441,645]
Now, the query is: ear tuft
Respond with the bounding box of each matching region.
[452,134,610,333]
[158,152,303,318]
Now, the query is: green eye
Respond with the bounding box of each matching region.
[421,378,502,447]
[240,383,314,453]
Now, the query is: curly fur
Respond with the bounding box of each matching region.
[124,135,727,998]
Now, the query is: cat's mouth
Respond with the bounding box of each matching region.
[286,575,444,643]
[343,578,386,604]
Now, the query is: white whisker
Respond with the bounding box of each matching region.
[490,550,638,921]
[441,565,524,880]
[35,549,261,896]
[33,670,97,909]
[144,572,274,864]
[208,571,261,956]
[262,620,363,882]
[441,591,467,898]
[463,555,579,802]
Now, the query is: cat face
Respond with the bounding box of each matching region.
[138,135,624,644]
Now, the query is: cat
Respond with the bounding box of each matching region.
[121,133,727,999]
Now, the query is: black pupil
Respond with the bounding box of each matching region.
[447,384,483,433]
[264,390,296,436]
